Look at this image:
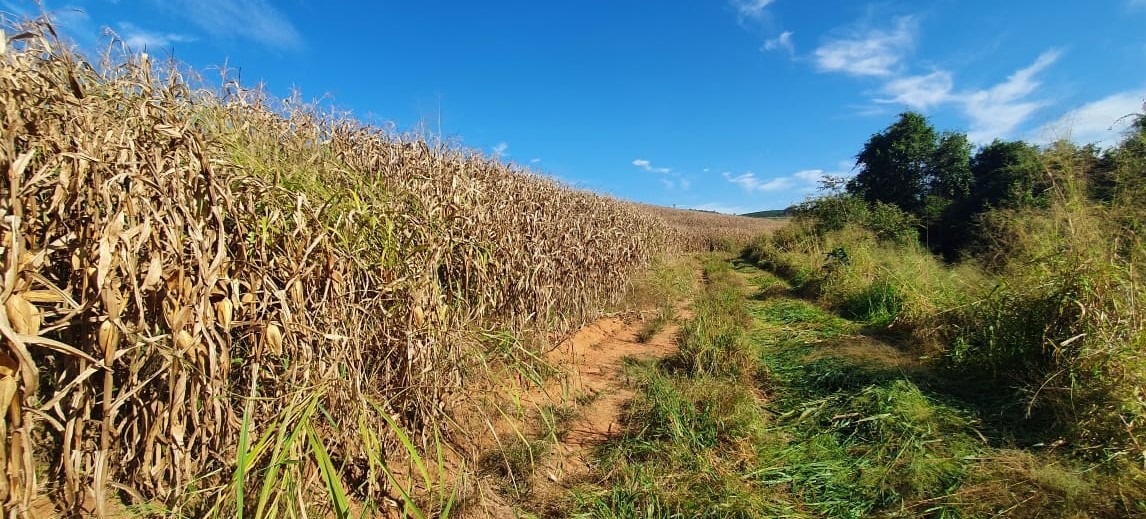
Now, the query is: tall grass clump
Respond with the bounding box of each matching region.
[675,257,755,379]
[0,21,671,516]
[743,198,986,334]
[945,141,1146,455]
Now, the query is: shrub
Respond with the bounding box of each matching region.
[866,201,919,245]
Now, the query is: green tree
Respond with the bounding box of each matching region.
[969,139,1045,210]
[848,112,937,215]
[849,113,975,255]
[930,131,973,200]
[932,139,1045,259]
[922,131,973,255]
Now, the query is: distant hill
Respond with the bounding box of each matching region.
[741,208,790,218]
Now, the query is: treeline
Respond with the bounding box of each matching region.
[830,110,1145,261]
[741,209,790,218]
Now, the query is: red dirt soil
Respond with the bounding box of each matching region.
[537,300,692,486]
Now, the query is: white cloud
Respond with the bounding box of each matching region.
[529,158,542,164]
[657,176,693,191]
[3,4,98,44]
[961,50,1059,142]
[723,171,793,192]
[492,142,509,156]
[632,159,692,190]
[632,159,671,174]
[731,0,775,20]
[814,17,915,77]
[862,49,1060,143]
[156,0,301,50]
[763,31,795,55]
[793,169,827,182]
[723,166,849,195]
[1032,89,1146,147]
[877,70,954,110]
[691,203,752,215]
[117,22,195,49]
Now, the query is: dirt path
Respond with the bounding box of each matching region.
[538,300,693,485]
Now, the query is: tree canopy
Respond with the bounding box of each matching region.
[838,107,1146,259]
[848,111,937,214]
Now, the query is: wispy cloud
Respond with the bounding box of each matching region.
[731,0,775,20]
[868,48,1060,143]
[744,9,1072,145]
[3,4,98,45]
[529,158,541,164]
[814,16,915,77]
[962,50,1059,142]
[156,0,302,50]
[723,171,793,192]
[763,30,795,55]
[1032,89,1146,147]
[117,22,195,50]
[658,177,693,191]
[492,142,509,157]
[723,165,849,195]
[691,202,752,215]
[632,159,671,174]
[877,71,954,110]
[632,159,693,190]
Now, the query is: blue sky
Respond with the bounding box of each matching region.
[4,1,1145,213]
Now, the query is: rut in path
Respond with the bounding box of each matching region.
[535,299,694,485]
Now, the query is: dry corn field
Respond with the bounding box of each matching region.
[0,21,778,517]
[642,204,788,252]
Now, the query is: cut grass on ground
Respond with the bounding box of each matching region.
[554,258,1144,518]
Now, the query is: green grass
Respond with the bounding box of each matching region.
[563,255,794,518]
[556,256,1145,518]
[750,245,1146,517]
[740,278,984,518]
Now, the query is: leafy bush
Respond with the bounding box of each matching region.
[866,201,919,245]
[791,194,870,235]
[938,141,1146,456]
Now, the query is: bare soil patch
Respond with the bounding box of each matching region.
[540,301,692,484]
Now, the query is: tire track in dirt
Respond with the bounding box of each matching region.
[539,300,693,486]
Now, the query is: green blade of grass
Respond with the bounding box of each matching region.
[307,424,350,518]
[358,412,425,519]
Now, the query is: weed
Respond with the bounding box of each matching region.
[841,278,904,328]
[479,437,549,501]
